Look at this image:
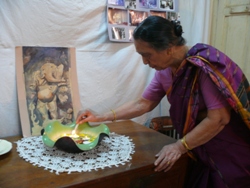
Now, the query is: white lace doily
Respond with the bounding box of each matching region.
[16,132,135,174]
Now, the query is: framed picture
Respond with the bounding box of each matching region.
[16,46,81,137]
[107,0,179,42]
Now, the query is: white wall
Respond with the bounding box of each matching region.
[0,0,211,137]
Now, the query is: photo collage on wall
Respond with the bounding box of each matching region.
[107,0,180,42]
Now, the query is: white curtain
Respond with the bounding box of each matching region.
[180,0,213,45]
[0,0,212,137]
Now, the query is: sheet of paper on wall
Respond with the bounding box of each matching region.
[107,0,180,42]
[15,46,81,137]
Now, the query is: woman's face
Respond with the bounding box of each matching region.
[134,39,172,70]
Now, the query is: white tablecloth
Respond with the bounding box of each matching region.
[16,132,135,174]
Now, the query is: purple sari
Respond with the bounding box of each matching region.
[168,43,250,187]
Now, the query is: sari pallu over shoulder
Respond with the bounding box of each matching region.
[168,43,250,137]
[167,59,200,137]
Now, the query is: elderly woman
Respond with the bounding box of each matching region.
[77,16,250,187]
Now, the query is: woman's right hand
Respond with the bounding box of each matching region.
[76,109,106,124]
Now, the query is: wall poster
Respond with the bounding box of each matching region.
[107,0,180,42]
[16,46,81,137]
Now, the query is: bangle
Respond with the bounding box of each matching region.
[110,109,116,122]
[181,136,192,150]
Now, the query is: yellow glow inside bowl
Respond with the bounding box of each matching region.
[42,121,110,153]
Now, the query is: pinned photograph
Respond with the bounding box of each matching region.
[150,10,167,18]
[160,0,174,10]
[108,7,128,25]
[129,10,149,26]
[125,0,136,9]
[167,12,180,23]
[138,0,157,9]
[129,27,135,41]
[111,26,126,40]
[108,0,125,6]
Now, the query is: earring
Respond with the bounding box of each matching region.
[165,47,172,55]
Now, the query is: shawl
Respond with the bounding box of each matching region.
[168,43,250,137]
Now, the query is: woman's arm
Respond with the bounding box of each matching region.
[76,97,160,124]
[154,106,231,172]
[180,106,231,149]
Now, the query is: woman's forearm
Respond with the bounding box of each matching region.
[103,97,160,121]
[76,97,160,124]
[180,107,231,150]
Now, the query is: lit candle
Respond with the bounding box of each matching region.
[82,136,90,141]
[70,130,79,138]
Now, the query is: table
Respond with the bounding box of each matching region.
[0,120,190,188]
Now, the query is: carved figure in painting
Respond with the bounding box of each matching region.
[23,47,74,135]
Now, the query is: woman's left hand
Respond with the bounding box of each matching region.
[154,140,187,172]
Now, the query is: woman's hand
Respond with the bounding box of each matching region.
[154,140,187,172]
[76,109,106,124]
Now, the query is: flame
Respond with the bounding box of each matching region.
[70,130,79,138]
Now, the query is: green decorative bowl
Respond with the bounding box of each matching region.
[41,121,110,153]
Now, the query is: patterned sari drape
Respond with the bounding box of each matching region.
[167,43,250,136]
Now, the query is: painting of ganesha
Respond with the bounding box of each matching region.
[16,46,80,136]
